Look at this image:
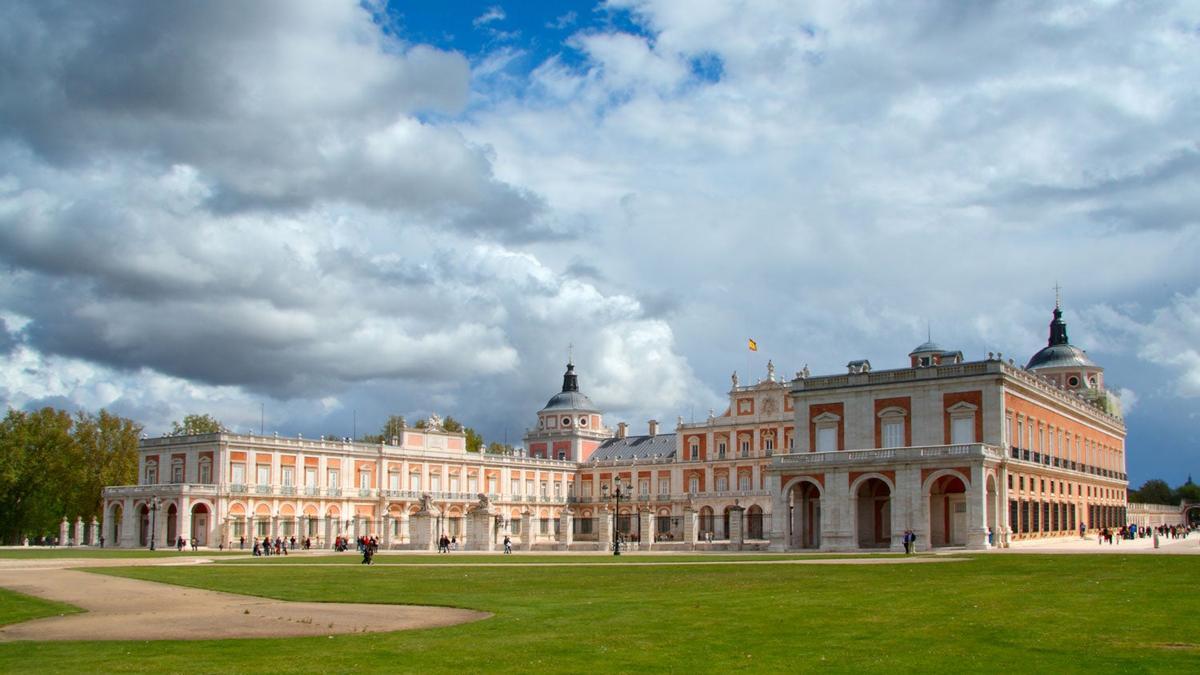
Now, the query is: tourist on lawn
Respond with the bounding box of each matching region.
[240,535,245,550]
[451,536,457,551]
[503,535,512,554]
[252,538,261,556]
[290,536,296,550]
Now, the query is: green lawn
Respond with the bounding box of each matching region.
[0,587,81,627]
[0,555,1196,673]
[213,551,903,565]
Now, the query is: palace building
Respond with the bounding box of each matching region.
[103,301,1128,552]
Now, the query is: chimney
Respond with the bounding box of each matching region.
[648,419,659,437]
[617,422,628,439]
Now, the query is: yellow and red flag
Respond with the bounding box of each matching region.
[748,338,758,352]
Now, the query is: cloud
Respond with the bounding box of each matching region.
[473,6,506,29]
[547,12,577,30]
[1087,290,1200,398]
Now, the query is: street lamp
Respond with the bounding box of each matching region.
[601,481,632,556]
[149,496,161,551]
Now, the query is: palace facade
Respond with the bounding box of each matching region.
[103,302,1128,552]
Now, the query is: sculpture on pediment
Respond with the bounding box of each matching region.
[426,413,443,431]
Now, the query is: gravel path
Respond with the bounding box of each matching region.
[0,558,488,642]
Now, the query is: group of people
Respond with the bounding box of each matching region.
[901,529,918,554]
[251,536,300,556]
[359,535,379,564]
[174,535,199,551]
[437,534,458,553]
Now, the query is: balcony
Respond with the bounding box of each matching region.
[772,443,1003,470]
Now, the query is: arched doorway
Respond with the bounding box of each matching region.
[138,504,150,547]
[721,506,733,540]
[855,477,892,548]
[166,503,178,545]
[747,505,764,539]
[191,503,210,547]
[929,474,967,546]
[788,481,822,549]
[108,502,123,546]
[699,506,715,540]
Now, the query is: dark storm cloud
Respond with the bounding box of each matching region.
[0,0,554,243]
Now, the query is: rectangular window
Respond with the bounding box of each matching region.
[689,444,699,460]
[327,469,340,489]
[281,466,294,487]
[199,462,211,483]
[468,476,478,493]
[658,478,669,495]
[410,473,422,492]
[764,437,775,451]
[359,470,370,490]
[540,481,548,497]
[688,476,699,493]
[740,440,751,456]
[951,417,973,445]
[717,441,727,458]
[739,474,751,491]
[511,478,521,495]
[525,479,533,495]
[882,420,904,448]
[256,464,270,486]
[389,473,401,491]
[305,467,317,488]
[430,475,441,492]
[716,476,728,491]
[816,427,837,452]
[231,463,245,485]
[639,480,650,495]
[172,464,184,483]
[488,477,498,494]
[450,476,460,493]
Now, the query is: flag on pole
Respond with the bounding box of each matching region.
[748,338,758,352]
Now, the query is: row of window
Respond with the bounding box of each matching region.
[1007,414,1121,471]
[144,459,211,485]
[1009,501,1127,534]
[1007,475,1124,501]
[687,435,787,460]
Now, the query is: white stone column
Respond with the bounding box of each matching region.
[892,466,920,552]
[681,507,697,551]
[638,509,652,550]
[966,462,989,549]
[59,517,69,546]
[90,517,100,546]
[521,510,536,551]
[767,473,787,550]
[73,516,84,546]
[120,498,135,548]
[596,508,614,552]
[820,470,853,551]
[728,503,745,550]
[559,509,574,548]
[399,511,410,547]
[179,497,192,547]
[998,464,1012,547]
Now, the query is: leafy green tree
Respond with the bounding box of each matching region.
[0,408,75,543]
[361,415,407,443]
[170,413,223,435]
[463,427,484,453]
[441,416,464,433]
[1130,479,1174,505]
[1176,479,1200,504]
[67,410,141,521]
[486,442,516,454]
[413,419,427,429]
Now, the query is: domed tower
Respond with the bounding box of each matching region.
[1025,301,1104,392]
[523,361,613,461]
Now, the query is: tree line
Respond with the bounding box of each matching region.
[1128,477,1200,506]
[0,408,141,544]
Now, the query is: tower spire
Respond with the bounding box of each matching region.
[1054,282,1062,311]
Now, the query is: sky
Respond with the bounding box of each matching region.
[0,0,1197,486]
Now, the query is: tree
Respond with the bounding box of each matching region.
[1130,479,1174,505]
[361,415,407,444]
[463,427,483,453]
[170,414,223,436]
[486,442,516,454]
[441,416,463,433]
[0,408,74,543]
[1176,480,1200,505]
[68,410,141,521]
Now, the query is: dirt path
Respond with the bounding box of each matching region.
[0,559,488,641]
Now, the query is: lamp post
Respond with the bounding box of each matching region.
[602,481,632,556]
[149,496,161,551]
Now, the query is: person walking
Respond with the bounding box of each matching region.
[240,535,245,550]
[503,535,512,555]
